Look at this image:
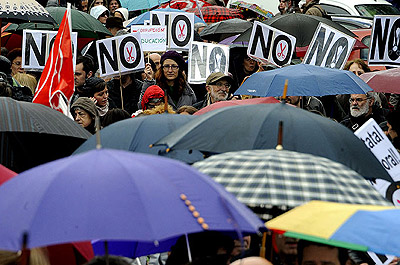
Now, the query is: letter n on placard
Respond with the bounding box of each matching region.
[188,41,207,84]
[22,30,47,70]
[247,21,272,62]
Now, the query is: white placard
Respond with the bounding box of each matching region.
[168,12,194,51]
[247,21,296,67]
[354,118,400,205]
[96,32,145,78]
[369,15,400,67]
[188,41,230,84]
[22,29,78,71]
[131,25,167,52]
[303,22,356,70]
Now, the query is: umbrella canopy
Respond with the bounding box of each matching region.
[158,0,212,11]
[187,6,244,24]
[266,200,398,256]
[153,103,393,183]
[360,67,400,94]
[234,13,356,47]
[234,64,372,97]
[120,0,169,11]
[0,97,91,173]
[73,114,203,164]
[6,7,112,39]
[193,150,390,210]
[0,164,16,186]
[127,8,205,26]
[0,0,55,24]
[194,97,279,115]
[229,1,273,20]
[0,149,266,251]
[199,18,252,42]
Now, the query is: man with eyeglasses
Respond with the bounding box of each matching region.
[194,72,234,110]
[340,92,386,132]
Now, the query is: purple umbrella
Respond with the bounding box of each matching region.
[0,149,265,251]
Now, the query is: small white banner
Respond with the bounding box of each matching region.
[131,25,167,52]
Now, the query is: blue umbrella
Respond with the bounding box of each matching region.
[120,0,169,11]
[73,114,203,164]
[234,64,372,97]
[127,8,205,26]
[0,149,265,251]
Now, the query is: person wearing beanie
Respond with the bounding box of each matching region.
[81,76,116,119]
[114,7,128,22]
[90,5,109,24]
[141,85,165,110]
[71,97,99,134]
[138,50,197,110]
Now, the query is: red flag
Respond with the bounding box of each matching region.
[33,6,74,116]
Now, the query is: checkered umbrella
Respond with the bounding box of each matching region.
[193,149,391,211]
[186,6,244,23]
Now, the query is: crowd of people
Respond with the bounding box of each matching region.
[1,0,400,264]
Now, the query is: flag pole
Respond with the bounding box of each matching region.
[115,38,124,110]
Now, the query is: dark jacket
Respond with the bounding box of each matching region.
[107,77,143,115]
[138,80,197,110]
[302,1,326,17]
[340,107,386,132]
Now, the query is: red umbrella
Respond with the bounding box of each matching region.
[158,0,212,11]
[360,67,400,94]
[0,164,16,185]
[194,97,279,115]
[187,6,244,23]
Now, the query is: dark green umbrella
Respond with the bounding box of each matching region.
[5,7,111,39]
[234,13,357,47]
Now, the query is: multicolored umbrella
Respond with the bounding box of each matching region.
[187,6,244,23]
[230,1,273,20]
[193,150,391,211]
[360,67,400,94]
[158,0,212,11]
[266,200,398,256]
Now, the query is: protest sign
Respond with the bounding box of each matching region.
[96,32,145,78]
[303,22,356,69]
[354,118,400,205]
[150,11,194,50]
[247,21,296,67]
[188,41,230,84]
[131,25,167,52]
[369,15,400,66]
[22,29,78,71]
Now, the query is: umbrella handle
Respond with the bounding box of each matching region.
[259,232,267,258]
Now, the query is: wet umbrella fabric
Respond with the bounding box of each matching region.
[120,0,169,11]
[235,64,372,97]
[0,149,265,251]
[186,6,244,23]
[193,150,390,209]
[234,13,356,47]
[266,200,398,256]
[73,114,203,164]
[360,67,400,94]
[0,0,55,24]
[6,7,112,39]
[0,97,91,173]
[199,18,252,42]
[154,103,393,183]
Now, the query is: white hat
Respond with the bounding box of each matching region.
[114,7,128,21]
[90,5,109,20]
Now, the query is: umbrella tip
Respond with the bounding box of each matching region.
[166,148,171,153]
[149,144,153,148]
[275,144,283,150]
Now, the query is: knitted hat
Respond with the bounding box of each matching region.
[90,5,109,20]
[160,51,185,70]
[114,7,129,21]
[71,97,99,118]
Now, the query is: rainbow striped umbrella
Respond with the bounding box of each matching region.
[266,201,399,256]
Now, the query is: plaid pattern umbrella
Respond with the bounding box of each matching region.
[0,97,91,173]
[193,150,391,210]
[187,6,244,23]
[158,0,212,11]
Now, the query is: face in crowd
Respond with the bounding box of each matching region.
[11,56,24,76]
[243,56,257,74]
[349,63,365,77]
[349,94,372,118]
[207,78,231,103]
[108,0,119,13]
[94,86,109,107]
[74,108,93,128]
[162,59,179,82]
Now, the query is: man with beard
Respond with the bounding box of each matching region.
[194,72,233,110]
[340,92,386,132]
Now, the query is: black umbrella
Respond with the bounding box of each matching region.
[153,102,393,183]
[0,0,55,24]
[0,97,91,173]
[199,18,252,42]
[234,13,357,47]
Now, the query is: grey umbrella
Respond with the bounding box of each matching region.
[199,18,252,42]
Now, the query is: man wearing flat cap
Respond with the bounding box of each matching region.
[193,72,234,110]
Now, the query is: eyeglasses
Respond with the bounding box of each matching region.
[163,64,179,70]
[99,12,108,17]
[211,82,231,89]
[349,98,368,103]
